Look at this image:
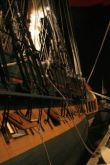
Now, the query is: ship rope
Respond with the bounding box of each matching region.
[92,91,110,101]
[64,0,82,76]
[34,129,52,165]
[70,120,94,155]
[46,75,66,100]
[64,108,95,155]
[46,75,95,155]
[87,21,110,83]
[5,0,14,20]
[58,0,65,41]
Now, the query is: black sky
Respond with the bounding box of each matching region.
[70,5,110,94]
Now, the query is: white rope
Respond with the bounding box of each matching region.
[46,75,94,155]
[46,75,66,100]
[92,91,110,101]
[34,129,52,165]
[72,120,94,155]
[87,21,110,83]
[64,104,94,155]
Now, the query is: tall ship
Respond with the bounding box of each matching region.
[0,0,98,164]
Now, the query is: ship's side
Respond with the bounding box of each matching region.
[0,106,89,165]
[0,0,98,165]
[85,90,98,126]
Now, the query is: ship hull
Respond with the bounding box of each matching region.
[1,117,88,165]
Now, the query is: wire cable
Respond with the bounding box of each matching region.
[87,21,110,83]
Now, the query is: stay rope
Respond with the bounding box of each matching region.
[87,21,110,83]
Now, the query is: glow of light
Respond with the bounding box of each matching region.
[46,6,50,11]
[29,8,44,50]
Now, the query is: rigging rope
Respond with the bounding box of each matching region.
[87,21,110,83]
[34,129,52,165]
[58,0,65,42]
[46,75,94,155]
[65,0,82,76]
[67,119,94,155]
[46,75,66,101]
[5,0,14,20]
[92,91,110,101]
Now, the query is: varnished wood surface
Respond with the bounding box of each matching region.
[0,105,85,163]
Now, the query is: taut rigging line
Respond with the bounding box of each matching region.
[87,21,110,83]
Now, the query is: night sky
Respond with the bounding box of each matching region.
[70,5,110,94]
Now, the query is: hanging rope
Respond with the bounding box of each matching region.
[34,129,52,165]
[46,74,95,155]
[87,21,110,83]
[67,119,94,155]
[46,75,66,101]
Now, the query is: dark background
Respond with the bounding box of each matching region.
[70,5,110,94]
